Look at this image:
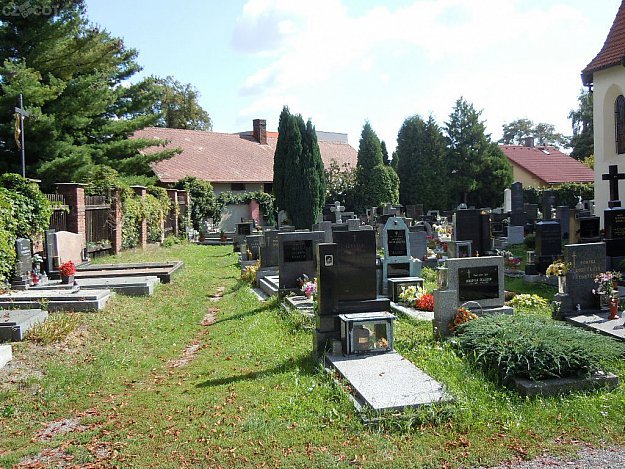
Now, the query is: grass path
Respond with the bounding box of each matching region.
[1,243,625,468]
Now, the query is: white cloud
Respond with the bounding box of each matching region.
[232,0,617,150]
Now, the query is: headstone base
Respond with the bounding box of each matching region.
[314,329,340,355]
[0,344,11,369]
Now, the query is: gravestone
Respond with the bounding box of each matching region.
[510,182,526,226]
[570,214,601,244]
[12,238,32,288]
[433,256,513,338]
[244,234,263,261]
[556,242,607,317]
[601,165,625,260]
[447,240,472,258]
[535,220,562,274]
[44,229,57,275]
[542,191,556,220]
[314,229,391,353]
[524,203,539,224]
[260,230,280,268]
[234,222,254,252]
[503,188,512,213]
[51,231,85,266]
[453,209,492,256]
[556,206,570,239]
[408,230,427,261]
[330,201,346,224]
[313,220,333,243]
[381,217,422,295]
[405,204,423,221]
[278,231,324,292]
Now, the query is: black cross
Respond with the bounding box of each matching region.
[602,164,625,208]
[14,94,30,178]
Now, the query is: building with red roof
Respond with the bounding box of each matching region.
[581,0,625,220]
[499,141,594,187]
[138,119,358,194]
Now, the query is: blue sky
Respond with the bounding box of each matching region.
[86,0,621,152]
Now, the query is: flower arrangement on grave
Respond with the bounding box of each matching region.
[58,260,76,277]
[303,278,317,299]
[241,260,260,284]
[449,307,478,333]
[545,260,571,277]
[398,285,434,311]
[497,249,521,269]
[593,271,622,298]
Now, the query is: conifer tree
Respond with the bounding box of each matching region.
[0,0,175,186]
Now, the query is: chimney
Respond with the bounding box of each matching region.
[253,119,267,145]
[523,136,535,148]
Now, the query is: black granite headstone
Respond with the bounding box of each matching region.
[542,191,556,220]
[535,220,562,273]
[556,206,570,239]
[14,238,32,277]
[332,230,377,302]
[387,229,408,257]
[260,230,280,268]
[604,207,625,257]
[245,234,263,260]
[564,242,607,312]
[458,265,499,302]
[578,216,601,243]
[524,204,538,223]
[44,229,57,274]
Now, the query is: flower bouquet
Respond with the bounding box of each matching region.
[593,271,622,297]
[545,260,570,277]
[58,260,76,277]
[449,307,478,333]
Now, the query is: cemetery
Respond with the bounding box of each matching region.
[3,1,625,466]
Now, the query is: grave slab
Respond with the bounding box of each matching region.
[284,295,314,316]
[326,351,452,412]
[33,276,160,296]
[0,309,49,341]
[566,312,625,341]
[0,344,11,369]
[0,289,113,312]
[390,302,434,321]
[75,261,183,283]
[511,372,618,397]
[259,275,279,296]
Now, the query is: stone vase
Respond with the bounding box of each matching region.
[60,274,74,284]
[557,276,567,294]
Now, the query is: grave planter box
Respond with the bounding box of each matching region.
[387,277,424,303]
[339,312,395,355]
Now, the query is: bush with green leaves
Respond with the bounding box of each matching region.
[0,174,52,282]
[507,294,548,312]
[455,314,625,382]
[176,176,216,230]
[523,183,593,207]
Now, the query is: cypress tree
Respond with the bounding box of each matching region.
[356,121,396,210]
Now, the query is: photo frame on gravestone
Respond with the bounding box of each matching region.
[458,265,499,302]
[387,229,408,257]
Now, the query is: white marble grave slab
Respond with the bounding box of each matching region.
[0,289,113,312]
[0,309,49,341]
[327,351,451,412]
[567,312,625,341]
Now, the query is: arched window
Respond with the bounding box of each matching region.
[615,95,625,154]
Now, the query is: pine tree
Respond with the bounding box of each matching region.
[0,0,174,186]
[446,97,512,207]
[396,115,449,211]
[356,122,396,210]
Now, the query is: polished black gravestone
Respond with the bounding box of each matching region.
[510,182,526,226]
[278,231,323,292]
[535,220,562,274]
[12,238,32,288]
[457,265,499,302]
[260,229,280,268]
[453,209,492,256]
[244,234,263,261]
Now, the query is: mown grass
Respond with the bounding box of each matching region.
[1,242,625,468]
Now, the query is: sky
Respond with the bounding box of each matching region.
[85,0,622,152]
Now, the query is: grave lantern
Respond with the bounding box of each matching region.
[527,250,536,265]
[339,312,395,355]
[437,267,449,290]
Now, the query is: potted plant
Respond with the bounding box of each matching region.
[58,260,76,284]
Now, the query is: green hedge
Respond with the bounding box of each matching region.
[523,182,594,207]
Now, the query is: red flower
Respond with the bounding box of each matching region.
[415,293,434,312]
[59,260,76,276]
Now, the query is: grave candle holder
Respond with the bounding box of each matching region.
[437,267,449,290]
[339,312,395,355]
[527,251,536,265]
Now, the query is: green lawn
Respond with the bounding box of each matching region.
[1,243,625,468]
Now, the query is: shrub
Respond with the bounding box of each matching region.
[507,294,549,312]
[523,234,535,249]
[455,314,625,382]
[241,260,260,284]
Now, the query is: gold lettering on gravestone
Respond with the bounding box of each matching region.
[570,258,601,280]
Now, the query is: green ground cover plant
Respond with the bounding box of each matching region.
[1,244,625,468]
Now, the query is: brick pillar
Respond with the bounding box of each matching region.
[166,189,179,237]
[131,185,148,248]
[111,189,123,255]
[56,183,86,245]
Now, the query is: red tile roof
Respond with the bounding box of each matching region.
[582,0,625,85]
[136,127,358,184]
[500,145,595,184]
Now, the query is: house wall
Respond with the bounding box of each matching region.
[510,163,547,188]
[212,183,265,195]
[593,66,625,225]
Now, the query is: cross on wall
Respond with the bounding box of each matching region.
[602,164,625,208]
